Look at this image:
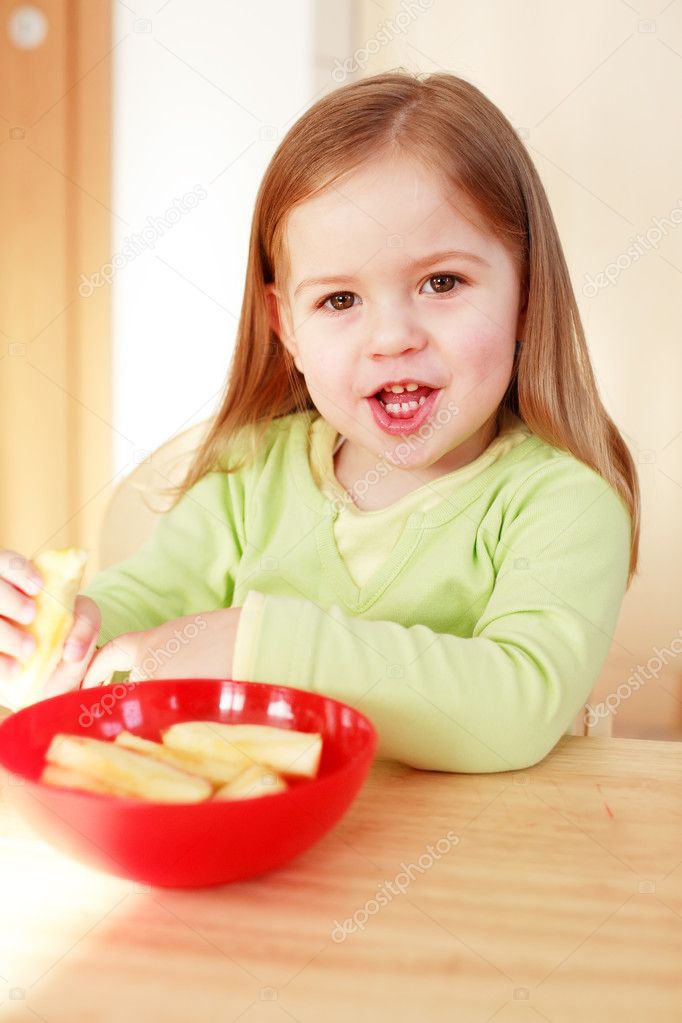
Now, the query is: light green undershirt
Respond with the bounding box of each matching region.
[310,407,532,589]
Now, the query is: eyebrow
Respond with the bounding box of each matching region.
[293,248,492,297]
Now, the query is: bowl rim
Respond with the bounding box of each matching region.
[0,677,379,810]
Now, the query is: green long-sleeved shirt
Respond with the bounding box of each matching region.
[81,409,632,774]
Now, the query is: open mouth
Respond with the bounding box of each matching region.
[374,384,436,419]
[367,386,442,435]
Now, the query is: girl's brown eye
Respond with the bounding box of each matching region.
[425,274,457,293]
[327,292,354,311]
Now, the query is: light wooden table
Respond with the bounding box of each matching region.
[1,734,681,1022]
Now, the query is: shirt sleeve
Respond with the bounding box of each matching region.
[232,459,633,773]
[81,467,248,648]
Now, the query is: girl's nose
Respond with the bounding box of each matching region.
[366,307,428,359]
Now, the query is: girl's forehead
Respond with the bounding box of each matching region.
[283,162,498,286]
[288,155,474,231]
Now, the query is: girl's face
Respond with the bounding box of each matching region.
[265,152,526,484]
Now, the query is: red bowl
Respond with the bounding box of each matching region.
[0,678,377,888]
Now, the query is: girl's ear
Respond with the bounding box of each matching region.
[264,283,283,337]
[264,284,303,372]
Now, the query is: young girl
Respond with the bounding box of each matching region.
[0,69,640,773]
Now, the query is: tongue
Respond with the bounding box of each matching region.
[378,385,434,404]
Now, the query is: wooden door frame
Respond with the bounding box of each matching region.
[0,0,113,582]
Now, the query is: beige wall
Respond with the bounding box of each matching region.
[344,0,682,739]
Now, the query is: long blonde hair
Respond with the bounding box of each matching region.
[161,68,640,585]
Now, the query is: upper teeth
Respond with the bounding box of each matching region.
[384,382,420,393]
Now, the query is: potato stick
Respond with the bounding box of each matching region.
[162,721,322,778]
[229,738,321,778]
[114,730,244,785]
[41,763,132,798]
[45,733,212,803]
[161,722,254,770]
[197,724,314,744]
[213,763,288,801]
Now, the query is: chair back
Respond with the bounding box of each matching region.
[98,419,211,570]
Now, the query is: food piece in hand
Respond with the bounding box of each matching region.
[213,763,288,801]
[41,763,132,798]
[113,729,245,786]
[5,547,89,712]
[44,733,212,803]
[162,721,323,778]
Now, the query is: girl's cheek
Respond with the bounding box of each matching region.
[453,332,514,387]
[303,345,349,384]
[452,331,502,368]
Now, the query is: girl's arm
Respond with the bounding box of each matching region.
[232,460,632,773]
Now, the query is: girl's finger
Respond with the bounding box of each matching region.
[0,550,43,597]
[0,615,36,663]
[41,627,102,700]
[0,576,36,626]
[62,596,101,662]
[80,636,137,689]
[0,653,24,699]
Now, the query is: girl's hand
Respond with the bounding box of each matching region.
[0,549,101,703]
[80,608,242,689]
